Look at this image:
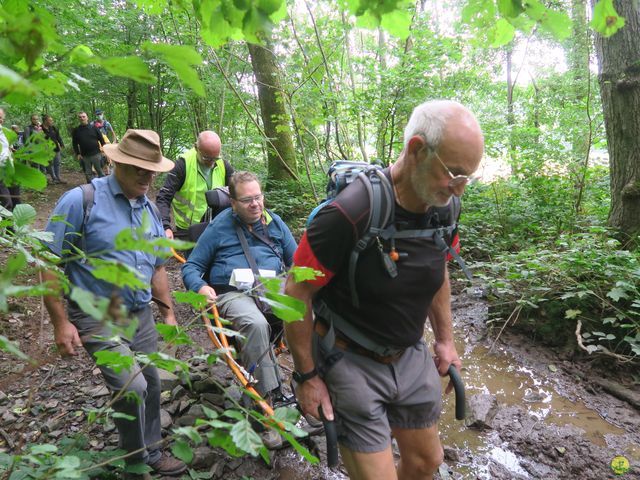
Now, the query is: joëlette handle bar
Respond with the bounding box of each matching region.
[447,364,466,421]
[319,406,339,468]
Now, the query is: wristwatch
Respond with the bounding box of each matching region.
[292,367,318,385]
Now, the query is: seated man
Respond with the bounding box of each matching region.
[181,171,296,442]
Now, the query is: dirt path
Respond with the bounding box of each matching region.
[0,171,638,479]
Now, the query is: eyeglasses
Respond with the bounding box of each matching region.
[198,152,220,163]
[431,150,470,189]
[132,165,157,177]
[235,194,264,205]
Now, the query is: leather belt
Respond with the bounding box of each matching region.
[314,321,405,365]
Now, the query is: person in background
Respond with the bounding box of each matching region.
[72,111,105,182]
[0,108,21,211]
[23,113,42,143]
[10,125,23,150]
[92,109,117,143]
[156,130,234,242]
[42,114,66,184]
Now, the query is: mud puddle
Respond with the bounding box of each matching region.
[438,342,632,478]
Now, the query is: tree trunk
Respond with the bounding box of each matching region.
[593,1,640,244]
[247,40,298,181]
[126,79,137,130]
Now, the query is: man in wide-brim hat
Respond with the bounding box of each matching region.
[42,129,187,479]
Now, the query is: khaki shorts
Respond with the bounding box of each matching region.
[313,333,442,453]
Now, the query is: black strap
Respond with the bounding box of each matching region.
[234,223,268,302]
[235,223,261,280]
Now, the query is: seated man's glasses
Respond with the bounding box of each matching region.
[235,194,264,205]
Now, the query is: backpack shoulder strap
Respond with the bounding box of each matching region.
[78,183,95,254]
[347,167,395,308]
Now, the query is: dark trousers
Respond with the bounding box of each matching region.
[68,304,162,465]
[0,181,21,211]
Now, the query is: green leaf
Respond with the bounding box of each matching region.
[69,45,95,65]
[140,351,190,374]
[539,9,571,40]
[548,364,558,372]
[0,334,30,361]
[173,290,209,310]
[564,309,581,319]
[98,56,154,83]
[201,404,220,420]
[289,266,323,283]
[70,287,110,321]
[173,426,203,444]
[0,64,36,97]
[143,42,205,97]
[498,0,524,18]
[33,72,70,95]
[136,0,168,14]
[380,9,411,40]
[10,160,47,190]
[12,203,36,228]
[230,419,263,456]
[88,258,147,289]
[243,6,270,45]
[156,323,193,346]
[30,444,58,454]
[0,252,28,312]
[262,291,306,323]
[607,287,628,302]
[112,412,137,421]
[491,18,516,47]
[94,350,134,373]
[590,0,625,38]
[257,0,282,15]
[171,440,193,463]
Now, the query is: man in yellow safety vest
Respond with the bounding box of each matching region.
[157,131,234,242]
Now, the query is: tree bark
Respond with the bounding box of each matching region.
[593,1,640,244]
[247,40,298,181]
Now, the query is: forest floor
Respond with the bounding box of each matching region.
[0,168,639,479]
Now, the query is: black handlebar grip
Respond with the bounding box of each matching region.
[319,406,339,468]
[447,365,466,421]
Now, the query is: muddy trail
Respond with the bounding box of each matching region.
[0,169,638,479]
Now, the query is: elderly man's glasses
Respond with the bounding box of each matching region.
[431,150,470,189]
[235,194,264,205]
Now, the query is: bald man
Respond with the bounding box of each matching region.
[157,131,235,241]
[285,100,484,480]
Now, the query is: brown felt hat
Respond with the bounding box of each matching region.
[103,129,174,173]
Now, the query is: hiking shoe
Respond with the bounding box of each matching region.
[148,451,187,476]
[261,429,283,450]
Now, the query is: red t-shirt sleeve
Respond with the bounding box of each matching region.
[293,230,335,287]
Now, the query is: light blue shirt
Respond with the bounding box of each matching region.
[45,174,167,311]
